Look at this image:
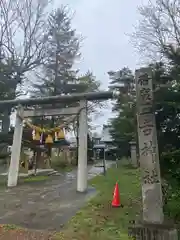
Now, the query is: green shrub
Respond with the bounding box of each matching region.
[160,150,180,222]
[160,150,180,182]
[51,155,68,170]
[164,185,180,222]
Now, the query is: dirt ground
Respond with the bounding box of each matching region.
[0,227,54,239]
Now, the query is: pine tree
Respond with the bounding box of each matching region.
[30,6,82,130]
[108,67,137,157]
[32,6,82,99]
[31,6,102,126]
[29,6,101,163]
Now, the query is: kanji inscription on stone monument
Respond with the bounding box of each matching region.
[135,67,164,224]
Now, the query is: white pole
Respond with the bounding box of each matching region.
[77,100,88,192]
[103,148,106,175]
[8,106,24,187]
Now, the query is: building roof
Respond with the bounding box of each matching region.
[92,132,101,139]
[93,144,106,149]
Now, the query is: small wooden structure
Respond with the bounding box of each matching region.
[0,128,71,175]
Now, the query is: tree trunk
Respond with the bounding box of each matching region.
[0,110,10,157]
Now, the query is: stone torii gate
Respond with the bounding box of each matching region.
[0,91,115,192]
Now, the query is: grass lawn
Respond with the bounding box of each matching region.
[54,163,141,240]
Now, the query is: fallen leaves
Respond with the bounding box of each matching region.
[0,225,54,240]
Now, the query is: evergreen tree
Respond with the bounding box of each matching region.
[30,6,81,131]
[31,6,102,126]
[108,68,136,157]
[29,6,101,162]
[32,6,81,99]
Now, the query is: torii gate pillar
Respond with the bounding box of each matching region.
[8,105,24,187]
[77,100,88,192]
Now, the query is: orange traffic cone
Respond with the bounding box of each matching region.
[112,182,121,207]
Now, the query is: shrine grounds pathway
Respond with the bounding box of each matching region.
[0,161,142,239]
[0,162,114,232]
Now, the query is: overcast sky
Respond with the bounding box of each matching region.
[10,0,147,135]
[53,0,146,133]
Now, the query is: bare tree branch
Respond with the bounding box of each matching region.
[0,0,50,76]
[131,0,180,61]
